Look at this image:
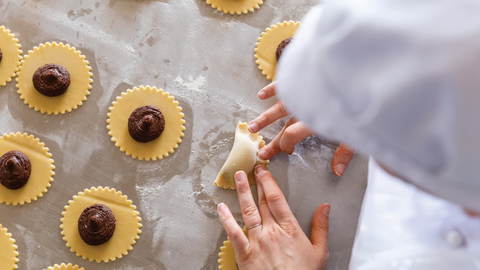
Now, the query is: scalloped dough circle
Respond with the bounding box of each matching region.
[60,187,142,263]
[0,224,19,269]
[214,122,269,190]
[16,42,93,115]
[0,133,55,206]
[0,26,22,88]
[218,228,247,270]
[107,86,185,161]
[206,0,263,15]
[45,263,84,270]
[254,21,301,80]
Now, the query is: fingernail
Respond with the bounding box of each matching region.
[334,164,347,176]
[248,122,258,133]
[258,148,267,159]
[323,204,331,216]
[235,171,247,184]
[255,165,266,175]
[217,203,227,220]
[258,90,266,99]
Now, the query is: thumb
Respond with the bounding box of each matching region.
[311,203,330,253]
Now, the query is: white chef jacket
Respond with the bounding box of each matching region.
[350,158,480,270]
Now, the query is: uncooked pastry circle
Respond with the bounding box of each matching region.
[0,26,22,88]
[45,263,84,270]
[0,224,19,269]
[60,187,142,263]
[16,42,93,115]
[254,21,301,80]
[218,228,248,270]
[0,132,55,206]
[206,0,263,15]
[107,85,185,161]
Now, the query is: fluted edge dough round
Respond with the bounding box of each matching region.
[60,187,142,263]
[214,122,269,190]
[218,228,247,270]
[206,0,263,15]
[107,85,185,161]
[0,224,19,269]
[0,26,22,88]
[254,21,301,80]
[16,42,93,115]
[45,263,85,270]
[0,133,55,206]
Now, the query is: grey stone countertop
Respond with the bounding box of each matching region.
[0,0,367,269]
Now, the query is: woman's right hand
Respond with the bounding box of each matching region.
[248,82,356,176]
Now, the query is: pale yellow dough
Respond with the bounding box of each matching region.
[218,228,248,270]
[60,187,142,263]
[0,224,19,270]
[0,26,22,88]
[206,0,263,15]
[0,133,55,206]
[107,86,185,161]
[16,42,93,115]
[45,263,84,270]
[254,21,301,80]
[214,122,269,190]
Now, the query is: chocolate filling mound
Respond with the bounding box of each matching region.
[0,150,31,190]
[33,63,71,97]
[128,105,165,143]
[276,37,293,61]
[0,48,3,64]
[78,204,116,246]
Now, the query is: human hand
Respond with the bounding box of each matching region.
[248,82,355,176]
[217,166,330,270]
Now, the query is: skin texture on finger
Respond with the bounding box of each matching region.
[258,82,277,100]
[332,143,356,176]
[235,171,262,237]
[217,203,250,256]
[255,166,297,229]
[248,101,289,133]
[256,168,277,226]
[279,121,315,155]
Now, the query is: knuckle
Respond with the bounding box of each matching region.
[259,194,268,206]
[280,222,298,237]
[242,205,259,219]
[266,192,284,205]
[229,230,244,243]
[266,225,279,242]
[277,102,288,116]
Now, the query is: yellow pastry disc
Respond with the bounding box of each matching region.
[60,187,142,263]
[0,26,22,88]
[107,85,185,161]
[44,263,84,270]
[16,42,93,115]
[205,0,263,15]
[254,21,301,80]
[218,228,248,270]
[0,224,19,270]
[0,133,55,206]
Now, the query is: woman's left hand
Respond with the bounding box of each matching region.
[217,166,330,270]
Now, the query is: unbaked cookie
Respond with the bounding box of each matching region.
[16,42,92,115]
[60,187,142,263]
[0,133,55,206]
[0,224,19,270]
[44,263,84,270]
[214,122,269,190]
[218,228,247,270]
[254,21,301,80]
[0,26,22,88]
[107,86,185,161]
[206,0,263,15]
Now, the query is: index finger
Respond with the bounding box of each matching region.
[257,82,277,100]
[248,101,289,133]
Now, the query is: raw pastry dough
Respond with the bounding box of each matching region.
[0,133,55,206]
[0,224,19,270]
[214,122,269,190]
[60,187,142,263]
[205,0,263,15]
[16,42,93,115]
[45,263,84,270]
[0,26,22,88]
[107,86,185,161]
[218,228,248,270]
[254,21,301,80]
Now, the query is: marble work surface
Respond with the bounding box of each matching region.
[0,0,368,269]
